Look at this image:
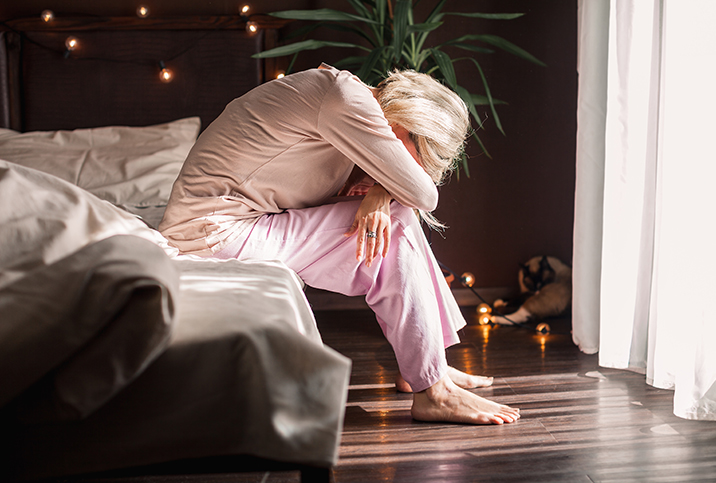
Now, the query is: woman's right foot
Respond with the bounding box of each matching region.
[411,375,520,425]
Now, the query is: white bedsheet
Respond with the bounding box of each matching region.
[0,160,351,478]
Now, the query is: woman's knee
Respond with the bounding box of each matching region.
[390,201,419,226]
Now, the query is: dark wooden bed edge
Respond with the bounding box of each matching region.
[31,455,332,483]
[0,30,21,130]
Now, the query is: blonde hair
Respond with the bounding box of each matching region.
[374,69,470,228]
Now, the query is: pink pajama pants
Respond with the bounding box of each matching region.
[215,199,466,392]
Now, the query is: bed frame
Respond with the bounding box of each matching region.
[0,14,336,483]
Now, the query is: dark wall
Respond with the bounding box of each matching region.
[2,1,577,289]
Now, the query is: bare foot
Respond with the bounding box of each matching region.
[411,375,520,425]
[396,367,493,393]
[446,367,494,389]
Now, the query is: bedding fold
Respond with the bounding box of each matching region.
[0,235,179,419]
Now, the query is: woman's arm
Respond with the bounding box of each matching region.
[337,165,375,197]
[318,72,438,212]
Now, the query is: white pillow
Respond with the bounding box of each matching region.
[0,117,200,207]
[0,160,177,290]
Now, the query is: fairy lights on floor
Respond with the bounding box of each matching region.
[449,270,555,338]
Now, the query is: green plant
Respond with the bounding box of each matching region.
[252,0,545,174]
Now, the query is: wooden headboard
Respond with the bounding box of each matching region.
[0,15,288,132]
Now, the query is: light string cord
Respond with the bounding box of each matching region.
[427,227,557,335]
[0,19,214,69]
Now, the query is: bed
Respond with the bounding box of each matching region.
[0,13,351,482]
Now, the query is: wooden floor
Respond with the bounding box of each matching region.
[51,305,716,483]
[315,308,716,483]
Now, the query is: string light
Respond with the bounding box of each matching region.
[64,36,80,57]
[478,313,493,326]
[460,272,475,288]
[476,303,492,315]
[276,71,285,79]
[158,61,174,83]
[19,9,274,87]
[536,323,551,334]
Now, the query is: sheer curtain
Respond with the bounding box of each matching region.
[573,0,716,420]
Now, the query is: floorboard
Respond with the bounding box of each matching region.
[42,305,716,482]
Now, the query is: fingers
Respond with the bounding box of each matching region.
[344,220,358,237]
[346,195,392,266]
[382,223,391,258]
[354,219,367,262]
[365,218,379,267]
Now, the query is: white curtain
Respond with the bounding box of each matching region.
[573,0,716,420]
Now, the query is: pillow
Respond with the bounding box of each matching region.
[0,160,177,291]
[0,117,200,207]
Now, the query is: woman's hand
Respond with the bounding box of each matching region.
[344,184,392,267]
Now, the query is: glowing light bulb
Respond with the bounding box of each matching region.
[41,10,54,22]
[478,313,493,326]
[276,71,285,79]
[240,4,250,15]
[159,67,174,83]
[65,36,79,51]
[137,6,150,18]
[536,323,551,334]
[158,61,174,83]
[476,303,492,315]
[460,272,475,288]
[246,21,258,34]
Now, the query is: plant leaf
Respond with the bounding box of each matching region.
[393,0,411,62]
[333,55,370,69]
[252,39,369,59]
[449,43,495,55]
[471,131,492,160]
[430,49,457,89]
[283,22,375,47]
[407,21,443,33]
[424,0,448,23]
[270,9,379,24]
[472,94,506,106]
[468,57,504,134]
[446,34,545,66]
[453,84,481,130]
[444,12,524,20]
[345,0,371,18]
[357,45,391,83]
[416,0,447,53]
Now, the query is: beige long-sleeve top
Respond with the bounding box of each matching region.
[159,64,438,256]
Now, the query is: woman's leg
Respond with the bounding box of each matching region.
[216,199,519,423]
[217,199,456,391]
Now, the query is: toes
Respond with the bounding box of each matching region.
[475,376,494,387]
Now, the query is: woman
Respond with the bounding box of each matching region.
[159,64,520,425]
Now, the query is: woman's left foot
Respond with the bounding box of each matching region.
[396,366,494,393]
